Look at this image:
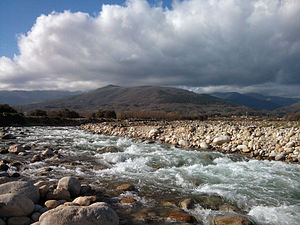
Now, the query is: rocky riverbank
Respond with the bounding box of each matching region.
[0,126,261,225]
[81,120,300,163]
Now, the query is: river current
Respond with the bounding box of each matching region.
[10,126,300,225]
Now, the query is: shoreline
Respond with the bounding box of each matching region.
[81,120,300,164]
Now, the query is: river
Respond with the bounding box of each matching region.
[6,126,300,225]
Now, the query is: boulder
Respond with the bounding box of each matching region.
[116,183,135,192]
[7,216,31,225]
[275,154,285,161]
[200,142,211,150]
[46,188,71,201]
[213,136,231,145]
[0,193,34,217]
[45,200,65,209]
[41,149,55,158]
[8,145,24,154]
[213,214,254,225]
[57,177,81,197]
[38,202,119,225]
[0,181,40,203]
[179,198,194,209]
[73,196,97,206]
[178,140,189,147]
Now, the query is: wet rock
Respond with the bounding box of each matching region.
[7,216,31,225]
[98,146,119,153]
[0,147,8,154]
[0,181,40,203]
[197,194,224,210]
[1,133,16,139]
[31,154,42,163]
[41,149,55,158]
[57,176,81,197]
[0,193,34,217]
[168,212,194,222]
[213,213,254,225]
[73,196,97,206]
[0,162,9,171]
[219,204,240,212]
[179,198,194,209]
[38,202,119,225]
[8,145,24,154]
[116,183,135,192]
[120,198,136,204]
[213,136,231,145]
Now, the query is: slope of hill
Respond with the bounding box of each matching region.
[207,92,300,110]
[0,90,81,105]
[22,85,254,116]
[275,102,300,115]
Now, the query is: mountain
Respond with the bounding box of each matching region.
[21,85,253,116]
[274,101,300,116]
[206,92,300,110]
[0,90,81,105]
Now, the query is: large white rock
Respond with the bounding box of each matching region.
[39,202,119,225]
[212,136,231,145]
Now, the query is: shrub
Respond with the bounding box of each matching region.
[92,110,117,119]
[47,108,81,118]
[0,104,17,114]
[27,109,47,117]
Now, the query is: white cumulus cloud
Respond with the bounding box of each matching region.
[0,0,300,95]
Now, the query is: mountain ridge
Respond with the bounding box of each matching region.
[20,85,253,116]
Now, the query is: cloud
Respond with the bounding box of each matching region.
[0,0,300,95]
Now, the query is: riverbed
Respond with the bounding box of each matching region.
[2,126,300,225]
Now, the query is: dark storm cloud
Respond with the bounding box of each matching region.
[0,0,299,95]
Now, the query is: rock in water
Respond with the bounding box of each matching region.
[0,181,40,203]
[0,193,34,217]
[38,202,119,225]
[213,214,254,225]
[57,176,81,197]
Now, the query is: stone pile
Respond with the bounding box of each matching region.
[0,177,119,225]
[81,120,300,163]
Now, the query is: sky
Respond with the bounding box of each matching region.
[0,0,300,97]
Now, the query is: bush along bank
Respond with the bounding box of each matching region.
[81,120,300,164]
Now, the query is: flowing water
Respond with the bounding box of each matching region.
[7,126,300,225]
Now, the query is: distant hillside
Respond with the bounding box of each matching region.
[21,85,254,116]
[0,90,81,105]
[207,92,300,110]
[275,102,300,116]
